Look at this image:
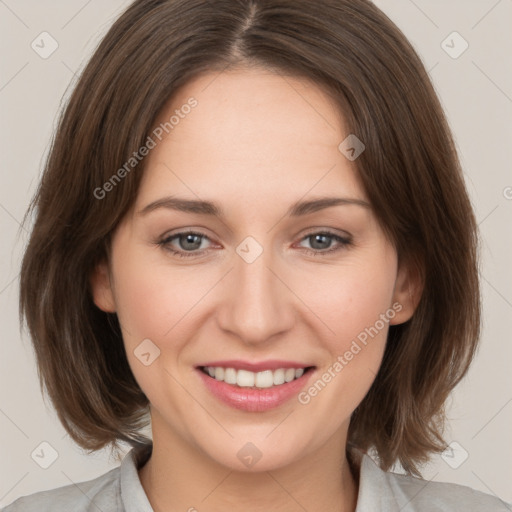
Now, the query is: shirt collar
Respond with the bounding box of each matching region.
[120,443,154,512]
[354,452,402,511]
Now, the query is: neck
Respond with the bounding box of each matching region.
[138,415,359,512]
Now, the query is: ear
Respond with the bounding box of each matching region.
[89,260,116,313]
[389,257,424,325]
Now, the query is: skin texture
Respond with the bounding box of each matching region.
[91,68,421,512]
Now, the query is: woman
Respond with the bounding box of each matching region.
[4,0,510,510]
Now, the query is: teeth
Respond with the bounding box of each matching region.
[255,370,273,388]
[285,368,295,382]
[203,366,309,388]
[224,367,237,385]
[214,367,224,381]
[273,368,285,385]
[237,369,255,387]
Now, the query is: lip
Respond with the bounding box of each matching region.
[196,365,316,412]
[197,359,312,372]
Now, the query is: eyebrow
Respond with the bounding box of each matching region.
[138,195,371,217]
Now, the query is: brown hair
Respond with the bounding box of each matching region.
[19,0,480,475]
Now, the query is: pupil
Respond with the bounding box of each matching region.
[312,234,330,250]
[182,234,201,250]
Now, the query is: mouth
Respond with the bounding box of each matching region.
[199,365,316,389]
[195,362,317,412]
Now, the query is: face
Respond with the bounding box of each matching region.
[92,67,417,472]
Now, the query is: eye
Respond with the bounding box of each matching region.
[296,230,352,256]
[157,229,352,259]
[158,230,213,258]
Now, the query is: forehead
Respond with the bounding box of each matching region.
[137,68,366,209]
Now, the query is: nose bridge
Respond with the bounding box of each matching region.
[216,235,294,343]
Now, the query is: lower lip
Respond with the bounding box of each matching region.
[197,368,316,412]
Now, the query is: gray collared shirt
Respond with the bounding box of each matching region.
[2,444,510,511]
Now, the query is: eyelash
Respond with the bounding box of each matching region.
[157,229,352,259]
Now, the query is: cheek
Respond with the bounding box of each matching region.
[111,257,196,349]
[305,256,397,349]
[295,254,397,411]
[109,248,205,403]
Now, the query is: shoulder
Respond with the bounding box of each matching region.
[387,470,511,511]
[358,454,511,511]
[1,465,121,512]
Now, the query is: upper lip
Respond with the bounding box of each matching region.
[197,360,315,372]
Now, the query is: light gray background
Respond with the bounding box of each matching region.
[1,0,511,507]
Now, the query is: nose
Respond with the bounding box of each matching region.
[216,240,296,346]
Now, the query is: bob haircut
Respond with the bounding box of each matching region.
[19,0,480,476]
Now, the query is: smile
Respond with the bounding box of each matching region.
[200,366,313,389]
[196,362,316,412]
